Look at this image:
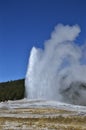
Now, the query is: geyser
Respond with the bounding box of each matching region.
[25,24,86,106]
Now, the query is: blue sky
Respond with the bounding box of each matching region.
[0,0,86,82]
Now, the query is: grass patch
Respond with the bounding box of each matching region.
[0,108,86,129]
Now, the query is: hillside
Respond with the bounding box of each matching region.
[0,79,25,102]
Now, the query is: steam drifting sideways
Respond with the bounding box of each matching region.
[25,24,86,106]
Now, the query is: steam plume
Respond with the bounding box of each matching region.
[25,24,86,106]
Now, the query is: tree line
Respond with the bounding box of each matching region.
[0,79,25,102]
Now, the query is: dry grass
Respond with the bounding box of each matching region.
[9,107,74,114]
[0,108,86,129]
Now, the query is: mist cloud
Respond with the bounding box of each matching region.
[25,24,86,106]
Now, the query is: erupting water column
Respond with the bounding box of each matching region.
[25,24,86,106]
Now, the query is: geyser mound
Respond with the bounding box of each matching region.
[25,24,86,106]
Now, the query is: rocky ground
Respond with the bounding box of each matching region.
[0,99,86,130]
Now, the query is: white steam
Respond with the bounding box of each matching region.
[25,24,86,106]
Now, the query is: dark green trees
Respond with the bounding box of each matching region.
[0,79,25,102]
